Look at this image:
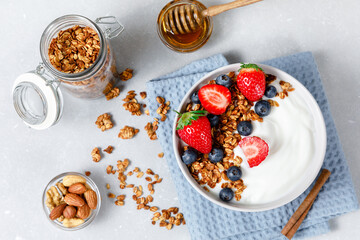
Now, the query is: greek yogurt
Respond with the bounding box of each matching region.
[234,83,315,205]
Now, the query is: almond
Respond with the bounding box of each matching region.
[63,205,77,219]
[63,175,86,187]
[84,190,97,209]
[64,193,85,207]
[68,183,86,194]
[49,203,66,220]
[77,203,91,219]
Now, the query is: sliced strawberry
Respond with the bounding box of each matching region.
[176,110,212,154]
[239,136,269,168]
[198,84,231,115]
[236,63,266,102]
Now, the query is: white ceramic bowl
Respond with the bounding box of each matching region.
[172,63,327,212]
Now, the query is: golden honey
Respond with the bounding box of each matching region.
[157,0,213,53]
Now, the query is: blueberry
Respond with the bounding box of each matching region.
[227,166,242,181]
[207,114,220,127]
[254,100,271,117]
[208,147,224,163]
[264,85,277,98]
[216,74,232,88]
[237,121,252,136]
[181,148,197,165]
[219,188,234,202]
[191,91,201,104]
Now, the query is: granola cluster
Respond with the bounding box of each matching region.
[48,25,100,73]
[156,96,171,122]
[103,145,114,154]
[118,126,139,139]
[140,91,147,99]
[278,80,295,99]
[105,87,120,100]
[123,91,142,116]
[119,68,133,81]
[95,113,113,131]
[91,147,101,162]
[144,120,159,140]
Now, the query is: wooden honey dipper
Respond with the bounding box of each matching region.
[164,0,263,34]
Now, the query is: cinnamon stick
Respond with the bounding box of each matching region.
[281,169,331,239]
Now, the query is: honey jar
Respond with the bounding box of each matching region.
[157,0,213,53]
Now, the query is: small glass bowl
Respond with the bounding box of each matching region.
[42,172,101,231]
[157,0,213,53]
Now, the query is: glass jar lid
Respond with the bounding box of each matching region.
[12,66,63,130]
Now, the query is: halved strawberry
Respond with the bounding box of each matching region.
[239,136,269,168]
[198,84,231,115]
[237,63,266,102]
[176,110,212,154]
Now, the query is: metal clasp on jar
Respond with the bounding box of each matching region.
[95,16,124,39]
[36,63,61,90]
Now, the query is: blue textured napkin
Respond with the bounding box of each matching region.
[146,52,358,240]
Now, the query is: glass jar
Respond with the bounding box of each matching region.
[157,0,213,53]
[12,14,124,130]
[42,172,101,231]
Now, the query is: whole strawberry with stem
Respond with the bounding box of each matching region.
[237,63,266,102]
[175,110,212,154]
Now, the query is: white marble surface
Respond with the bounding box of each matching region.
[0,0,359,239]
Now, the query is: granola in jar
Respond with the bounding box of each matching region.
[40,15,122,99]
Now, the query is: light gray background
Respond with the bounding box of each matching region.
[0,0,359,239]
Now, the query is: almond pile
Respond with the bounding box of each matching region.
[46,175,98,228]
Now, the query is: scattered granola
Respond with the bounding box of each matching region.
[48,25,100,73]
[106,157,185,230]
[122,91,142,116]
[267,99,280,107]
[155,96,171,121]
[152,207,185,229]
[146,168,154,175]
[144,120,158,140]
[95,113,113,131]
[119,68,133,81]
[91,147,101,162]
[118,126,139,139]
[85,171,91,176]
[105,87,120,100]
[140,91,147,99]
[277,80,295,99]
[116,159,130,190]
[106,183,110,189]
[106,165,115,174]
[115,200,125,206]
[117,195,125,201]
[103,145,114,154]
[158,152,164,158]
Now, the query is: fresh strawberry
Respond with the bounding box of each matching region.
[198,84,231,115]
[239,136,269,168]
[236,63,266,102]
[176,110,212,154]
